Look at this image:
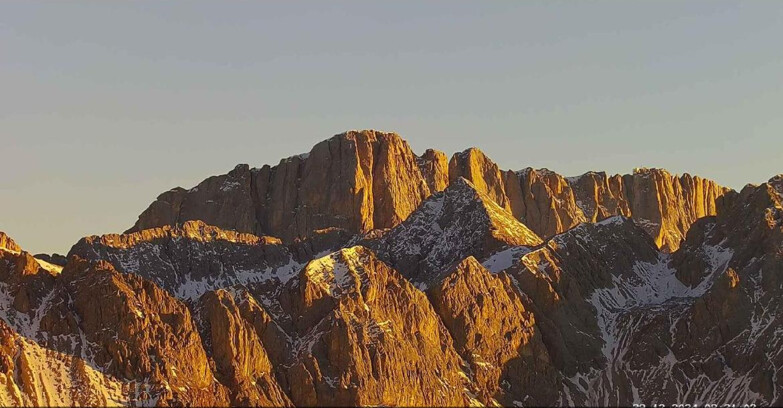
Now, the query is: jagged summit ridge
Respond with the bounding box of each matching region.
[85,219,274,249]
[130,129,728,252]
[70,220,351,303]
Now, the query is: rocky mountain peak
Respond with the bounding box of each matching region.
[277,244,480,407]
[449,147,511,211]
[488,162,727,253]
[364,177,542,286]
[505,167,588,239]
[0,231,21,254]
[129,129,449,243]
[768,174,783,199]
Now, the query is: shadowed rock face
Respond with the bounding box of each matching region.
[492,216,663,380]
[363,177,543,287]
[32,253,67,267]
[480,177,782,407]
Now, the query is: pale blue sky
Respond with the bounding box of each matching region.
[2,1,782,254]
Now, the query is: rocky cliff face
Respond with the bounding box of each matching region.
[503,167,728,252]
[449,148,512,212]
[131,131,726,252]
[427,257,559,406]
[129,130,450,242]
[0,319,129,407]
[473,175,782,406]
[505,168,588,239]
[196,289,292,407]
[69,220,351,302]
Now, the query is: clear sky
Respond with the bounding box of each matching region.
[2,1,782,254]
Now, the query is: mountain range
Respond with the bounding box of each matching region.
[1,129,780,407]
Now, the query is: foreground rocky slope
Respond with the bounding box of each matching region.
[1,130,777,407]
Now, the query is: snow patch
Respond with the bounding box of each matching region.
[481,246,532,273]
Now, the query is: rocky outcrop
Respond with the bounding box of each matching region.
[0,232,21,254]
[449,148,511,211]
[568,168,728,251]
[1,252,232,406]
[0,237,58,316]
[567,171,632,222]
[502,167,729,252]
[505,168,588,239]
[129,130,449,242]
[505,168,729,252]
[47,258,230,406]
[417,148,450,193]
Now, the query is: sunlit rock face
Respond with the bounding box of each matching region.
[449,147,513,212]
[6,130,777,407]
[68,220,351,302]
[130,131,726,253]
[128,130,450,242]
[426,256,559,406]
[196,289,293,407]
[504,167,728,252]
[278,246,478,407]
[0,232,21,253]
